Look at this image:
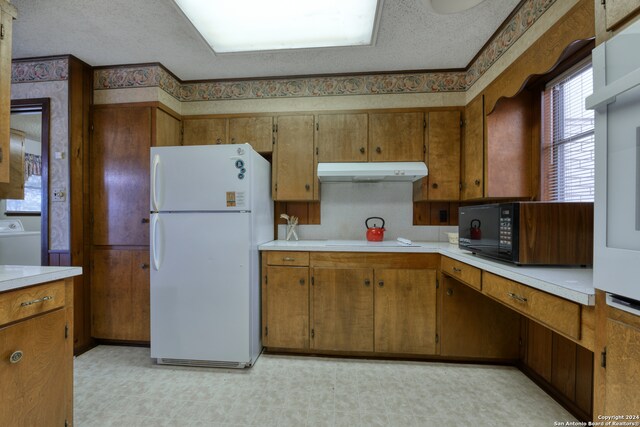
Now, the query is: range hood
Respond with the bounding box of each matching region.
[317,162,428,182]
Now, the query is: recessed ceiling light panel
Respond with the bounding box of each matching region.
[174,0,383,54]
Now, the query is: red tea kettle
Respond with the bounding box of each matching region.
[366,217,385,241]
[470,219,482,240]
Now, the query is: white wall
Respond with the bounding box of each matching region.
[277,182,457,242]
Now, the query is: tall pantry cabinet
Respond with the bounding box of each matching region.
[90,104,181,342]
[0,0,16,184]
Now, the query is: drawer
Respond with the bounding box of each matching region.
[483,272,580,340]
[0,281,66,326]
[441,257,482,291]
[266,251,309,266]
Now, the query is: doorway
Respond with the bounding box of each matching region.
[5,98,51,265]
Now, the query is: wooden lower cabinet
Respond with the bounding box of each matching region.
[91,248,150,341]
[312,268,373,352]
[263,266,309,349]
[375,269,437,354]
[440,275,520,359]
[0,279,73,426]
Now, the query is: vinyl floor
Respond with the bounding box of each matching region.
[74,345,577,426]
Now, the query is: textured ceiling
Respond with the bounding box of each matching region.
[10,0,521,81]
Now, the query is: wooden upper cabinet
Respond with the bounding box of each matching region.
[0,1,17,183]
[316,113,368,162]
[374,268,437,355]
[604,0,640,31]
[273,115,316,201]
[263,266,310,349]
[0,130,25,199]
[154,109,181,147]
[91,106,151,246]
[311,267,374,352]
[462,95,484,200]
[413,111,461,201]
[182,118,227,146]
[368,112,424,161]
[228,116,273,153]
[485,91,533,199]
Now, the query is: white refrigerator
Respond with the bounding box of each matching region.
[149,144,273,368]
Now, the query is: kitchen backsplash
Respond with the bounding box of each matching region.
[277,182,457,242]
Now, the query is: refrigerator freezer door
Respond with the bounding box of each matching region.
[150,212,252,363]
[151,145,252,212]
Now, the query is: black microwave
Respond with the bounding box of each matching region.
[458,202,593,265]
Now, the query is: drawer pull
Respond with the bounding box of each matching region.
[20,295,53,307]
[9,350,23,364]
[452,267,462,273]
[283,257,296,262]
[507,292,528,303]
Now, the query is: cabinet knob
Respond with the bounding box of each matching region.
[378,280,384,288]
[364,279,370,287]
[360,147,365,154]
[216,138,222,145]
[141,218,150,224]
[432,183,438,189]
[305,184,310,191]
[140,263,149,269]
[474,179,481,186]
[376,146,382,154]
[446,288,454,296]
[231,138,236,143]
[9,350,23,364]
[299,278,305,286]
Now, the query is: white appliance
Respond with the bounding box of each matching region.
[150,144,273,368]
[0,219,40,265]
[586,19,640,314]
[317,161,428,182]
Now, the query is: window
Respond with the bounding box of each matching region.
[542,60,595,201]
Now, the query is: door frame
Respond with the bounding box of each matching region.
[10,98,51,266]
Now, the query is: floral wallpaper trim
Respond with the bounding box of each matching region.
[12,59,69,83]
[91,0,557,101]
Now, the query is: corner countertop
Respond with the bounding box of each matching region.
[0,265,83,293]
[259,240,594,306]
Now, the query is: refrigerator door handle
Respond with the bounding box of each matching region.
[151,154,161,211]
[151,214,161,271]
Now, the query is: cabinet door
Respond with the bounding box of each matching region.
[264,266,309,349]
[229,116,273,153]
[0,3,15,183]
[0,309,67,426]
[462,95,484,200]
[91,249,150,341]
[604,318,640,414]
[312,267,373,352]
[274,115,316,201]
[317,113,368,162]
[155,109,181,147]
[374,269,436,354]
[91,106,150,246]
[440,276,520,358]
[369,112,424,161]
[414,111,461,201]
[605,0,640,31]
[183,118,227,146]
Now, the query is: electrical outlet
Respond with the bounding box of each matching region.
[52,188,66,202]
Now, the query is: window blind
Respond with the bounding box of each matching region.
[542,62,594,201]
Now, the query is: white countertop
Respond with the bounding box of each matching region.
[0,265,83,293]
[259,240,594,306]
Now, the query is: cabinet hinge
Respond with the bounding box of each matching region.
[0,24,4,40]
[459,183,462,190]
[275,183,278,192]
[601,347,607,368]
[65,323,69,339]
[264,275,267,285]
[316,122,319,131]
[311,329,315,338]
[423,145,426,154]
[423,119,427,129]
[435,333,439,344]
[436,278,439,289]
[316,147,319,155]
[265,326,268,337]
[65,420,69,427]
[601,0,606,6]
[90,123,94,133]
[311,276,314,286]
[460,119,464,127]
[275,124,278,132]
